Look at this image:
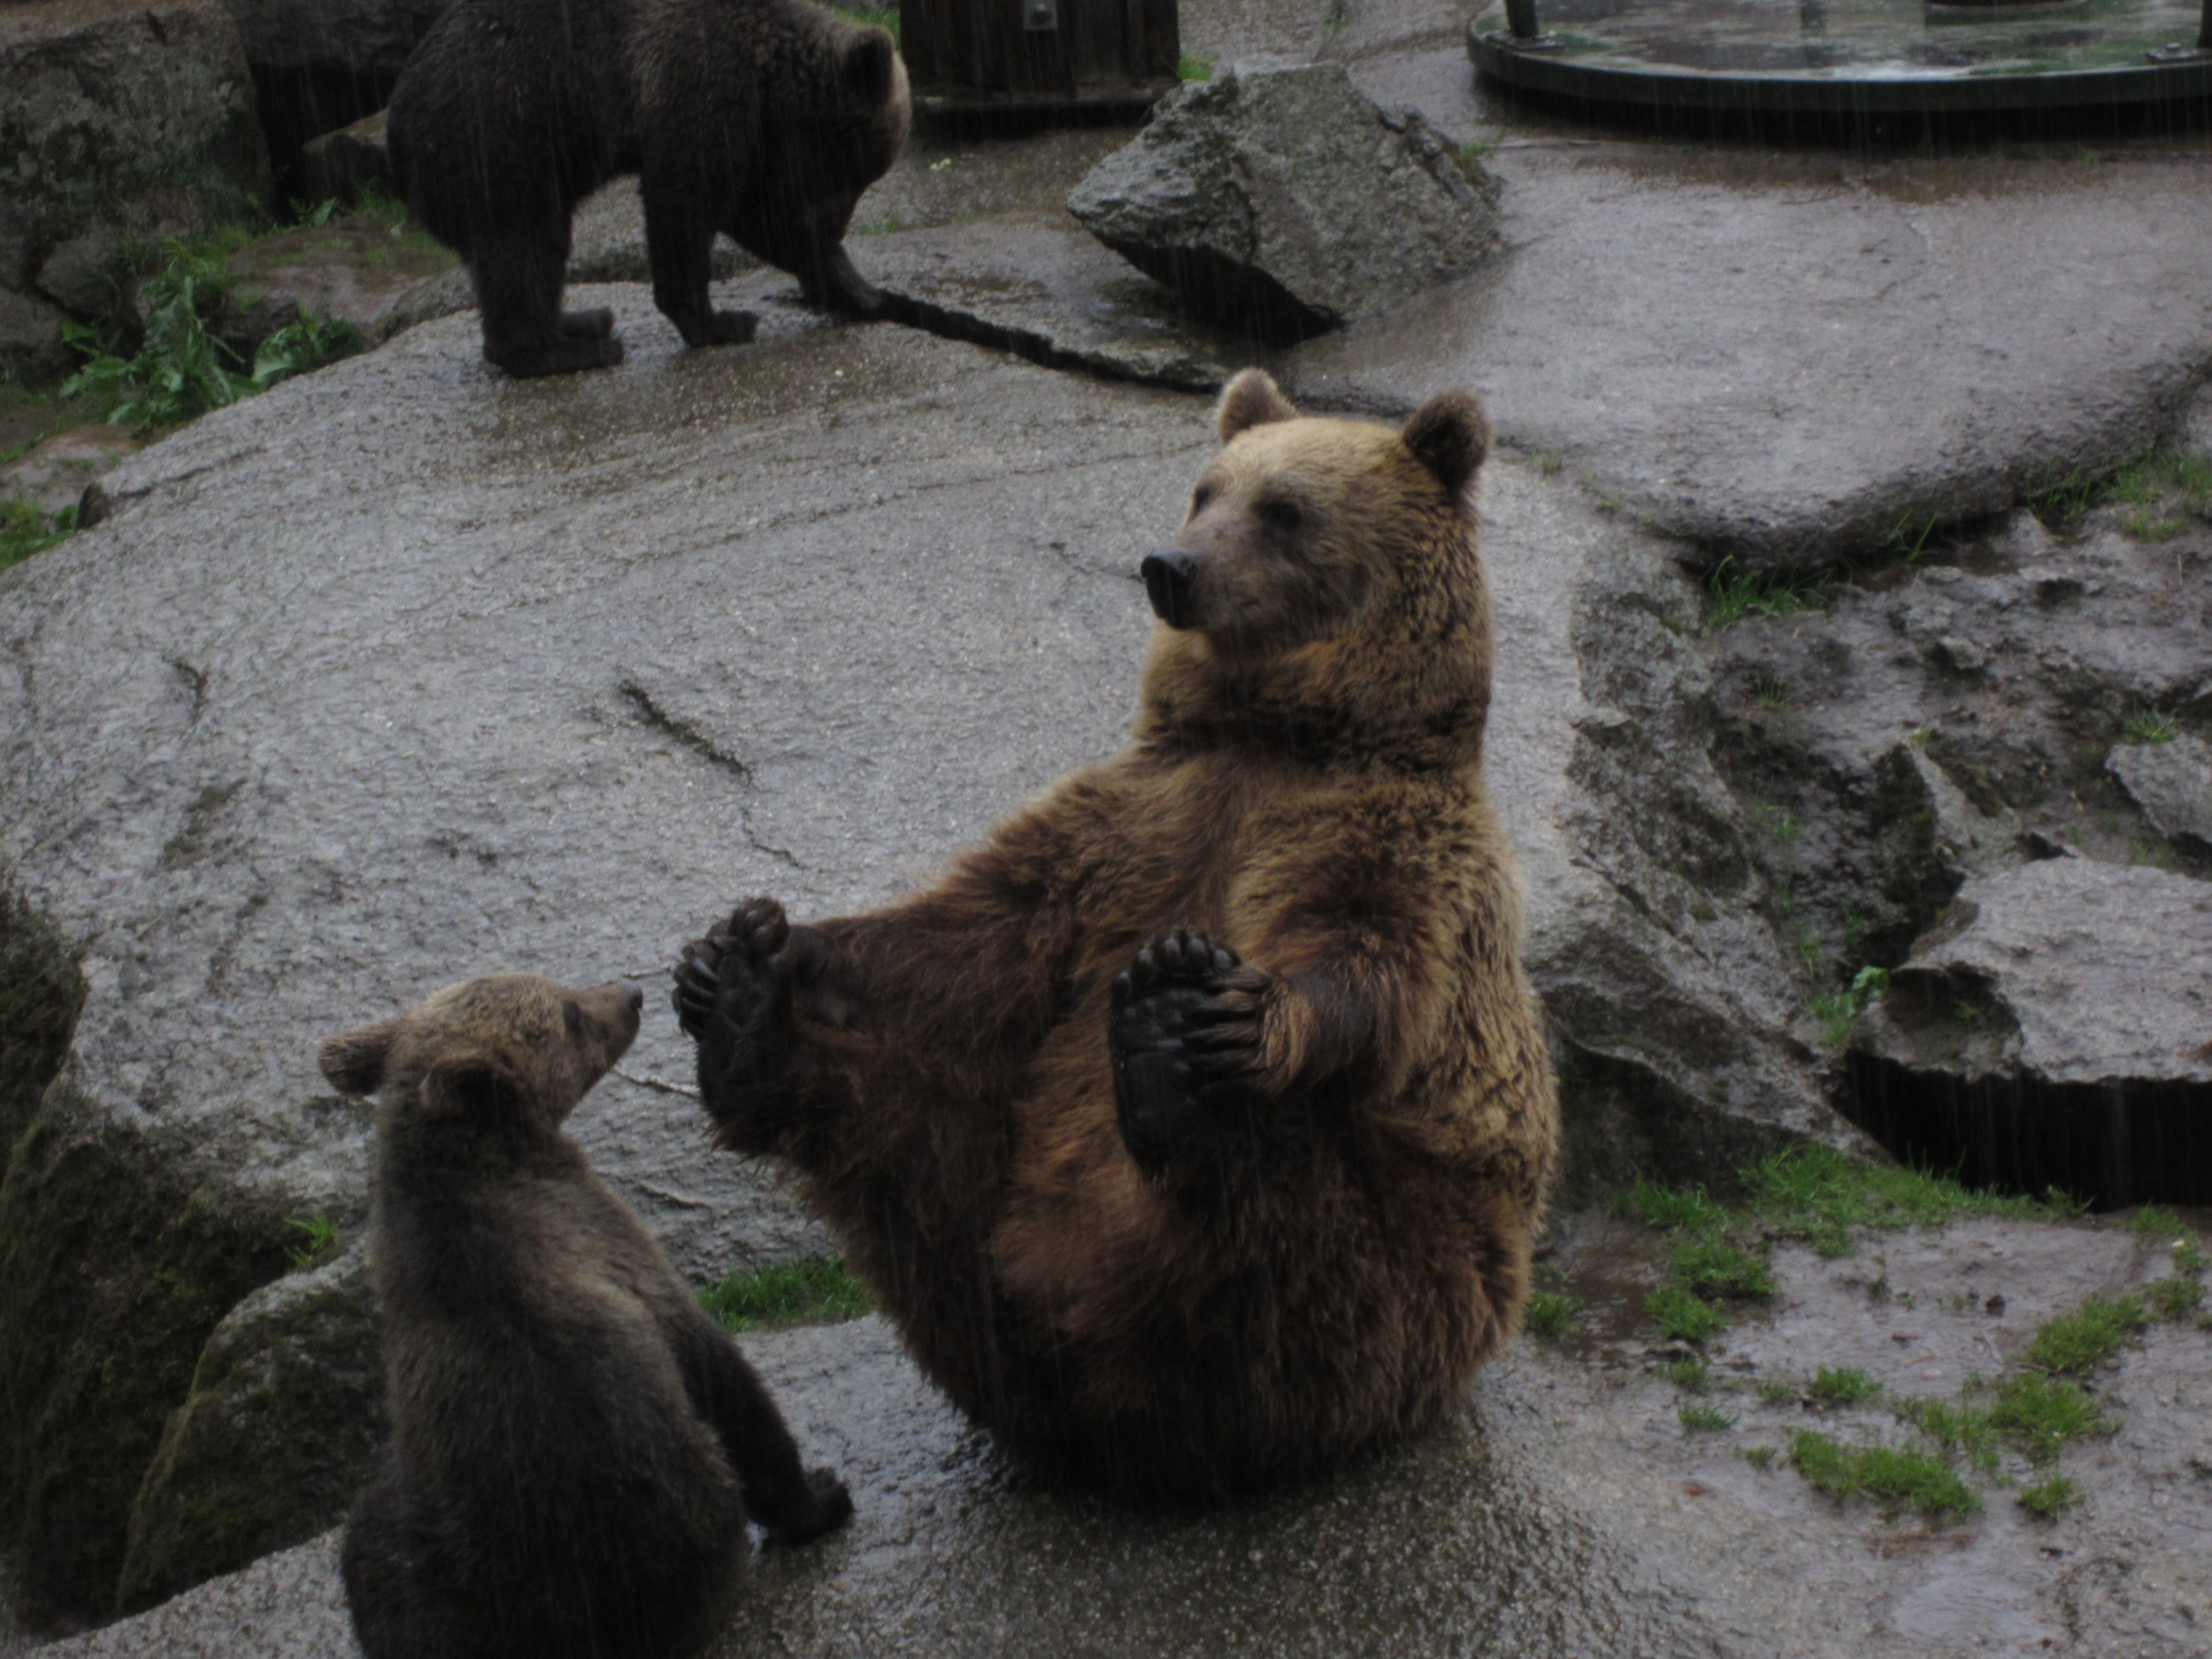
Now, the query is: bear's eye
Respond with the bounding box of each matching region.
[1256,497,1303,534]
[1189,485,1214,518]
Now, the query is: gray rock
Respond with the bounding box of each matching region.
[35,227,135,320]
[0,282,72,383]
[2108,735,2212,852]
[116,1247,383,1617]
[0,0,271,318]
[212,0,446,78]
[1065,63,1501,342]
[0,425,141,515]
[1862,858,2212,1090]
[295,111,391,206]
[2181,380,2212,464]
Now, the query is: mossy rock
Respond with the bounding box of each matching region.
[117,1244,384,1614]
[0,884,295,1618]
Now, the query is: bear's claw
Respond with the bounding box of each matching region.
[1110,928,1263,1172]
[674,897,795,1095]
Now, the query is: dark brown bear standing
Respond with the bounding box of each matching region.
[324,972,849,1659]
[385,0,910,378]
[674,369,1559,1498]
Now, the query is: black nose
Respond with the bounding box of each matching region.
[620,980,645,1014]
[1141,548,1198,628]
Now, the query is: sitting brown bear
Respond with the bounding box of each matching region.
[675,369,1557,1497]
[325,972,849,1659]
[385,0,910,378]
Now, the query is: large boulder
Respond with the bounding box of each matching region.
[1853,858,2212,1208]
[2108,734,2212,853]
[0,0,271,355]
[1065,63,1501,342]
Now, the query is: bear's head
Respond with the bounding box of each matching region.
[748,23,910,281]
[1137,369,1495,765]
[319,973,643,1146]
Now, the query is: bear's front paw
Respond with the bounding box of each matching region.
[1109,929,1264,1172]
[703,309,759,347]
[757,1467,853,1547]
[559,306,616,340]
[673,897,795,1095]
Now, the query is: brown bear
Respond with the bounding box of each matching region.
[673,369,1558,1498]
[385,0,910,378]
[324,972,850,1659]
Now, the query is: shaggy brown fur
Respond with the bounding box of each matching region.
[386,0,910,378]
[675,369,1557,1498]
[326,973,849,1659]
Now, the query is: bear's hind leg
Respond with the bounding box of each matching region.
[472,221,624,379]
[645,185,757,349]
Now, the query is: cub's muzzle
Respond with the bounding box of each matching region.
[1141,548,1199,629]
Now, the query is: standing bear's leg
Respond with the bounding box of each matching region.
[643,182,759,349]
[472,213,626,380]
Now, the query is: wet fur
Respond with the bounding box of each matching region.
[386,0,909,377]
[328,974,848,1659]
[678,371,1556,1498]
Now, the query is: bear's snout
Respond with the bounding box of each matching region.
[1141,549,1200,629]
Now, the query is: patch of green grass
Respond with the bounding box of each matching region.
[1680,1402,1736,1433]
[1810,965,1888,1049]
[2119,709,2177,745]
[1893,1394,2003,1478]
[1757,1379,1797,1406]
[1661,1356,1712,1391]
[2017,1475,2080,1519]
[1740,1145,2079,1259]
[1741,1444,1777,1470]
[1669,1238,1776,1302]
[1885,511,1940,567]
[1178,50,1215,80]
[2022,1293,2147,1374]
[1647,1284,1726,1343]
[1624,1178,1727,1233]
[0,500,77,571]
[283,1214,338,1268]
[699,1257,872,1333]
[1757,803,1803,843]
[1789,1430,1978,1520]
[1811,1366,1881,1406]
[1755,672,1793,710]
[2146,1276,2204,1322]
[1989,1372,2111,1463]
[1704,555,1828,628]
[1523,1289,1583,1337]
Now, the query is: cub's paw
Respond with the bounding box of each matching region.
[673,897,795,1091]
[1109,929,1264,1171]
[757,1467,853,1547]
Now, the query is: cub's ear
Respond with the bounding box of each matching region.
[843,28,898,104]
[1401,390,1491,498]
[1217,369,1297,442]
[319,1021,397,1096]
[419,1050,528,1122]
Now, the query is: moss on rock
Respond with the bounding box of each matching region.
[0,884,295,1618]
[117,1245,384,1614]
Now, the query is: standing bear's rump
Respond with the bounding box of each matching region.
[675,369,1558,1498]
[386,0,910,378]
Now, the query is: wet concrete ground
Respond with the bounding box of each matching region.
[31,1210,2209,1659]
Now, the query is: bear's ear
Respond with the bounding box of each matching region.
[1401,390,1491,498]
[1217,369,1297,442]
[319,1021,397,1096]
[419,1050,528,1122]
[843,28,897,104]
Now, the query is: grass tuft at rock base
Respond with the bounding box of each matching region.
[1789,1431,1979,1521]
[700,1258,873,1333]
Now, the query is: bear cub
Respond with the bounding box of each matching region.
[387,0,910,378]
[673,369,1559,1498]
[325,972,849,1659]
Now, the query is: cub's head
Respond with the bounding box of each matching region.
[1138,370,1494,759]
[319,973,643,1141]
